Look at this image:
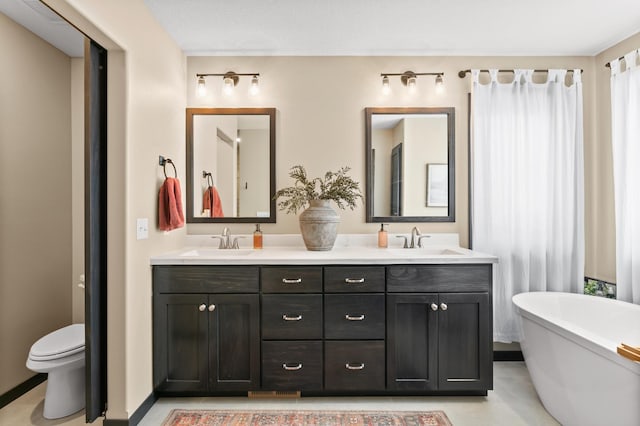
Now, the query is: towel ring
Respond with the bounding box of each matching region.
[162,159,177,178]
[202,170,214,187]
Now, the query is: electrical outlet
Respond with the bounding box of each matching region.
[136,218,149,240]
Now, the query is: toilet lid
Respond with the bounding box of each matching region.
[30,324,85,360]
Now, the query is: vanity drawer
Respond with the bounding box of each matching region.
[324,266,385,293]
[324,294,385,340]
[153,266,259,293]
[262,295,323,339]
[262,341,323,391]
[324,341,385,391]
[387,265,492,293]
[261,267,323,293]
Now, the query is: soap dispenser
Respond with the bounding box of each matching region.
[378,224,388,248]
[253,224,263,249]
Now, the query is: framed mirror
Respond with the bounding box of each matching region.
[186,107,276,223]
[365,107,455,222]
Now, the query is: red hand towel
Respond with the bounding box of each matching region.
[203,186,224,217]
[158,177,185,231]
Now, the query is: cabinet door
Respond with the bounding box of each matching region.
[209,294,260,391]
[154,294,209,392]
[438,292,492,391]
[386,294,438,391]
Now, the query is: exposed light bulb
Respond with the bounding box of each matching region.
[435,74,445,94]
[249,75,260,96]
[407,76,417,94]
[382,75,390,95]
[196,76,207,97]
[223,77,234,95]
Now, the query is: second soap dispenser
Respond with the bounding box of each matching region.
[378,223,388,248]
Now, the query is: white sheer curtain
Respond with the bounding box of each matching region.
[472,69,584,342]
[611,49,640,304]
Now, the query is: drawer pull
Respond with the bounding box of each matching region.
[345,363,365,370]
[430,303,439,311]
[198,304,207,312]
[345,314,365,321]
[440,303,448,311]
[282,363,303,371]
[282,314,303,321]
[345,278,365,284]
[282,278,302,284]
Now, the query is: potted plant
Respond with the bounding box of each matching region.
[274,165,362,250]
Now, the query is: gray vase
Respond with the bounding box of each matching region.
[299,199,340,251]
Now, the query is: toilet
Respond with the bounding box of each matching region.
[26,323,85,419]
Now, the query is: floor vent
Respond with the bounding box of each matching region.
[248,391,301,399]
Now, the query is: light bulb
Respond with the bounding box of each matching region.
[407,76,417,93]
[382,75,390,95]
[435,74,445,94]
[196,76,206,97]
[249,75,260,96]
[223,77,234,95]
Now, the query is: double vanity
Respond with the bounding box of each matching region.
[151,234,497,397]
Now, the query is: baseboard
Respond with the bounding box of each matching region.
[103,392,156,426]
[493,350,524,361]
[0,373,47,410]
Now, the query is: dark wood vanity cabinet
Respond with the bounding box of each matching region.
[153,266,260,394]
[153,263,493,396]
[387,265,493,392]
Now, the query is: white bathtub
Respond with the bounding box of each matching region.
[512,292,640,426]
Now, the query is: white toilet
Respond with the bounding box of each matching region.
[26,323,85,419]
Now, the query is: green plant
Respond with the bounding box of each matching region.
[274,165,363,214]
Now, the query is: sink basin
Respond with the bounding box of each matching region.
[387,248,466,256]
[179,248,254,257]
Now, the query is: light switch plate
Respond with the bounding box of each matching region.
[136,218,149,240]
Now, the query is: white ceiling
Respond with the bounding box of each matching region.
[1,1,639,58]
[144,0,640,56]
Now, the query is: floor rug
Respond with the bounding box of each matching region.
[161,409,453,426]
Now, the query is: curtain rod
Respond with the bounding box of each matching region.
[457,69,583,78]
[605,55,625,68]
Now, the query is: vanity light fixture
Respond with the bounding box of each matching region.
[380,71,445,94]
[195,71,260,97]
[381,75,391,95]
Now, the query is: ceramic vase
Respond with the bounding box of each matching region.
[298,199,340,251]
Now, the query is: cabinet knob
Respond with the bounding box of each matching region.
[345,278,365,284]
[198,304,207,312]
[282,314,303,321]
[345,314,365,321]
[208,304,216,312]
[430,303,439,311]
[345,363,365,370]
[440,303,448,311]
[282,363,303,371]
[282,278,302,284]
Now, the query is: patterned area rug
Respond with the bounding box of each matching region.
[161,409,453,426]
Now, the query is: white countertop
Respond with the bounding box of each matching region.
[150,234,498,266]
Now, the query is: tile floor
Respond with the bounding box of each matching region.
[0,362,559,426]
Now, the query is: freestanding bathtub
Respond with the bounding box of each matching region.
[512,292,640,426]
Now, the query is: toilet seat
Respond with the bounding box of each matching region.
[29,324,84,361]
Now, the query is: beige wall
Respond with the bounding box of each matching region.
[0,13,72,394]
[71,57,85,323]
[589,31,640,283]
[187,56,596,250]
[46,0,187,420]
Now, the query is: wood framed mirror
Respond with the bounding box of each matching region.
[186,107,276,223]
[365,107,455,222]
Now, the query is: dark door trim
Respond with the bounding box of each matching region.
[85,38,108,423]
